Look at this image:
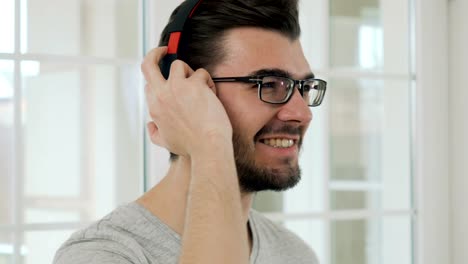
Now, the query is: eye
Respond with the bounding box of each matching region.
[303,84,312,92]
[303,80,319,93]
[261,76,289,89]
[262,81,278,89]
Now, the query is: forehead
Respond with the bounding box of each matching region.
[213,27,311,78]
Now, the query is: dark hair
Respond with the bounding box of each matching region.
[158,0,301,161]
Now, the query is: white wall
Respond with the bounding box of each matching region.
[449,1,468,264]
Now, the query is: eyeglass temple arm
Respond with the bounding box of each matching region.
[211,77,260,83]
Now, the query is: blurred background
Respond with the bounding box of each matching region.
[0,0,466,263]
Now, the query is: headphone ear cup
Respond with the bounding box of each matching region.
[160,54,178,79]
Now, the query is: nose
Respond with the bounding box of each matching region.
[276,88,313,124]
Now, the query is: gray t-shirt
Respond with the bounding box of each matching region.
[53,202,318,264]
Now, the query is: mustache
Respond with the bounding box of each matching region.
[254,125,302,141]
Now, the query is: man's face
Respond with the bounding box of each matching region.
[212,28,313,193]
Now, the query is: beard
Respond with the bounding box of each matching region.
[233,125,303,193]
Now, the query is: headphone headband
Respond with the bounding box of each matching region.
[166,0,203,33]
[161,0,204,78]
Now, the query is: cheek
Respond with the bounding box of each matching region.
[218,95,264,142]
[225,107,257,141]
[218,89,248,123]
[217,87,278,141]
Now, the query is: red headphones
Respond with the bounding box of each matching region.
[160,0,204,79]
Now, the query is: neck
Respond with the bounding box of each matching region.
[137,155,254,236]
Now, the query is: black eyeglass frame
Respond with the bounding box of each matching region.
[211,75,327,107]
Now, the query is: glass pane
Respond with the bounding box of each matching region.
[331,217,412,264]
[23,0,140,58]
[299,0,328,69]
[0,233,13,264]
[253,192,283,212]
[330,0,410,73]
[21,61,143,223]
[0,60,14,225]
[23,230,75,264]
[331,190,380,210]
[0,0,15,53]
[329,78,411,210]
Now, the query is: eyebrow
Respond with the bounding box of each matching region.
[248,68,316,80]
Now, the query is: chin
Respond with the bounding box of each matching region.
[236,160,302,193]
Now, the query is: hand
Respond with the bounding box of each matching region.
[141,47,233,158]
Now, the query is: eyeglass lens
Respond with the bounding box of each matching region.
[260,76,322,106]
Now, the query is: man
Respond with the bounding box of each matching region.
[54,0,326,263]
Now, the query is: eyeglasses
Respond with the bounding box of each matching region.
[211,75,327,107]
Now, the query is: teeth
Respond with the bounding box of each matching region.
[276,139,281,147]
[262,138,294,148]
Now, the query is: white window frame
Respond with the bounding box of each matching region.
[414,0,451,263]
[448,1,468,264]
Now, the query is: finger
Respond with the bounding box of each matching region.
[169,60,195,79]
[141,46,168,84]
[145,83,158,123]
[191,68,216,90]
[144,84,156,109]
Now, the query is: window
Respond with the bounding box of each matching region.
[0,0,452,264]
[0,1,144,263]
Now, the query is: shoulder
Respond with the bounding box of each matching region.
[53,202,178,264]
[53,240,138,264]
[249,209,319,264]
